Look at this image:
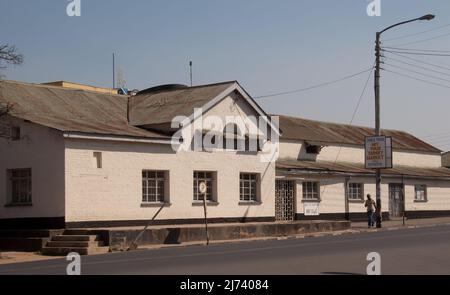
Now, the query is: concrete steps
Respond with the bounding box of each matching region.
[41,232,109,256]
[0,229,64,251]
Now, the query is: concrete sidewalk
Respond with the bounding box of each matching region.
[351,216,450,231]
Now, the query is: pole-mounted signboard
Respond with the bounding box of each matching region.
[365,136,393,169]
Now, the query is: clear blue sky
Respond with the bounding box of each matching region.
[1,0,450,150]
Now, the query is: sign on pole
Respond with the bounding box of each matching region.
[199,181,210,245]
[365,136,393,169]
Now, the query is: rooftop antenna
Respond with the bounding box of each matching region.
[189,61,193,87]
[112,53,115,89]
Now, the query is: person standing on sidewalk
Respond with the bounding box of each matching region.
[365,194,377,228]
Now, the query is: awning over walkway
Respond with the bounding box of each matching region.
[276,159,450,180]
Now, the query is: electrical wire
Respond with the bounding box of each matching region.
[384,62,450,83]
[384,50,450,72]
[384,69,450,89]
[254,67,374,99]
[383,46,450,53]
[319,64,374,198]
[383,23,450,42]
[384,56,450,77]
[383,49,450,57]
[392,31,450,47]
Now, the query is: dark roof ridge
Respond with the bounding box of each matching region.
[135,80,237,96]
[273,113,408,134]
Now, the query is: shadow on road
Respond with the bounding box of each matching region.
[321,272,363,275]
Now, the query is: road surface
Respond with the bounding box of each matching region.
[1,225,449,275]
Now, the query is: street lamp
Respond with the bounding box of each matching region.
[374,14,435,228]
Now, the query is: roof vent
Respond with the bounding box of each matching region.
[136,84,188,95]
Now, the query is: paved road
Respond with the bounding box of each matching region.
[1,225,450,275]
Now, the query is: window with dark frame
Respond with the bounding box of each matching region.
[302,181,320,200]
[11,127,21,141]
[347,183,364,201]
[415,185,427,201]
[8,168,32,204]
[240,173,258,202]
[193,171,214,201]
[142,170,166,203]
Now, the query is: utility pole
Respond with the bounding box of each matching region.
[373,14,435,228]
[374,32,382,228]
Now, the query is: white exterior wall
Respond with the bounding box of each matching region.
[64,140,274,222]
[0,117,65,219]
[279,140,442,168]
[404,179,450,212]
[292,177,389,215]
[64,94,276,223]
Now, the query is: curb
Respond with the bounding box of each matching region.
[133,222,450,251]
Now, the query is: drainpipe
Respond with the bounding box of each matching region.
[402,174,406,226]
[344,177,350,221]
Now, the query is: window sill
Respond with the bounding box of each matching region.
[348,199,365,203]
[4,203,33,207]
[140,202,171,208]
[192,201,219,207]
[413,200,428,203]
[239,201,262,206]
[301,199,321,203]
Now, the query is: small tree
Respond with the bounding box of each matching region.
[0,44,23,79]
[0,44,23,69]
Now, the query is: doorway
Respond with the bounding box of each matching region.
[275,180,296,221]
[389,183,404,218]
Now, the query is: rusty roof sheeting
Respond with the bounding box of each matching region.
[0,80,169,139]
[277,115,441,154]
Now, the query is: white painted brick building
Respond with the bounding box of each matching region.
[1,80,449,228]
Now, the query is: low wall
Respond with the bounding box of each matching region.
[103,220,350,250]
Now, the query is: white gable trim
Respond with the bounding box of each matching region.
[63,132,174,145]
[182,82,281,136]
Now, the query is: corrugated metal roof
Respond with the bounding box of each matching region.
[0,80,168,139]
[129,81,235,126]
[277,159,450,179]
[277,115,441,154]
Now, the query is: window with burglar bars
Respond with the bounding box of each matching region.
[415,185,427,201]
[8,168,32,204]
[193,171,213,201]
[347,183,364,200]
[142,170,166,203]
[240,173,258,202]
[302,181,320,200]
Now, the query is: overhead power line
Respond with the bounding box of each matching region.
[384,62,450,83]
[384,69,450,89]
[383,23,450,42]
[385,56,450,77]
[383,49,450,57]
[320,64,373,198]
[383,46,450,53]
[254,67,373,99]
[392,31,450,47]
[384,50,450,71]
